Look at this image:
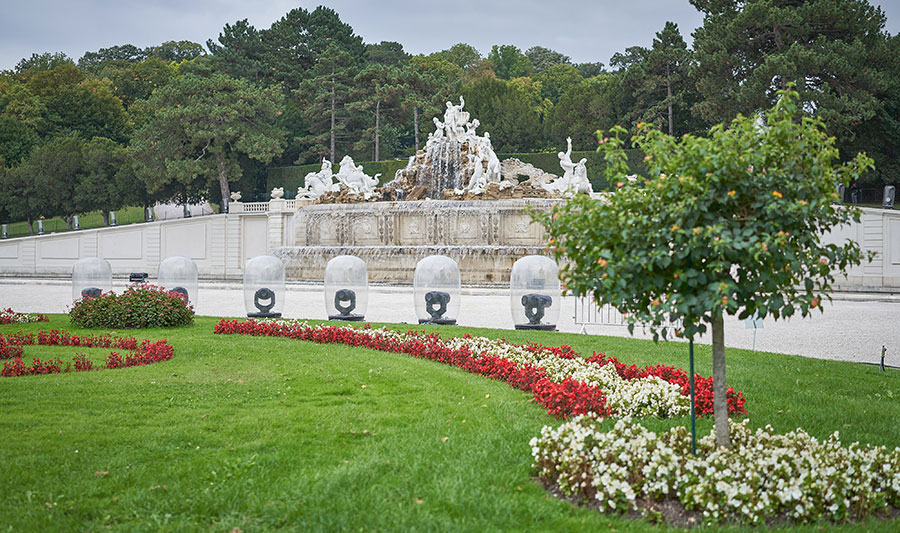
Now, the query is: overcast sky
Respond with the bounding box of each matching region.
[3,1,900,71]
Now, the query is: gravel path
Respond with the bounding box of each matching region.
[2,278,897,367]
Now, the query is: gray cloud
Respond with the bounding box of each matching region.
[2,1,899,71]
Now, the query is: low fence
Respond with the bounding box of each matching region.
[573,296,682,335]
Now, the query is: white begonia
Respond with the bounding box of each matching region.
[531,417,900,526]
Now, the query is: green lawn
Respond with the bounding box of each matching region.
[3,206,149,238]
[1,315,898,531]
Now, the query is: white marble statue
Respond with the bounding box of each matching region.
[335,155,379,194]
[301,158,338,198]
[481,132,502,183]
[465,153,487,194]
[270,187,284,199]
[542,137,592,196]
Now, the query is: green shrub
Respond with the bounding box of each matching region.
[69,285,194,329]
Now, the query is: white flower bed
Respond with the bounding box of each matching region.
[0,308,45,324]
[531,416,900,525]
[265,320,689,418]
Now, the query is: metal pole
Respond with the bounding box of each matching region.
[882,345,886,372]
[690,339,697,455]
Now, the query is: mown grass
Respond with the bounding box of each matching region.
[3,206,148,239]
[1,315,898,531]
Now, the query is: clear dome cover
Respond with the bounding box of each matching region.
[157,256,198,306]
[413,255,460,325]
[510,255,560,330]
[72,257,112,302]
[324,255,368,321]
[243,255,285,318]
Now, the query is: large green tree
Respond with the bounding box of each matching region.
[462,77,542,152]
[525,46,571,74]
[691,0,890,145]
[131,74,286,213]
[487,45,534,80]
[630,22,698,136]
[538,89,871,447]
[295,44,356,163]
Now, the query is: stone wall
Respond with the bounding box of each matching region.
[2,201,899,290]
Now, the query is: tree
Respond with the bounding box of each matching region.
[149,40,205,62]
[629,22,697,136]
[263,6,365,90]
[691,0,890,144]
[15,52,73,73]
[295,44,356,162]
[75,137,138,225]
[538,63,584,104]
[545,75,630,151]
[366,41,409,67]
[131,74,286,213]
[351,64,403,161]
[206,19,267,83]
[537,89,872,447]
[575,62,605,78]
[99,57,176,108]
[487,45,534,79]
[400,56,461,151]
[462,77,542,152]
[525,46,571,74]
[16,135,84,229]
[23,63,130,142]
[78,44,149,72]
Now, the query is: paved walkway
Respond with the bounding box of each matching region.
[1,278,897,367]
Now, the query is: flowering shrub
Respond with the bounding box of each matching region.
[0,308,49,325]
[0,336,25,359]
[69,285,193,329]
[0,329,174,377]
[531,416,900,526]
[214,319,746,420]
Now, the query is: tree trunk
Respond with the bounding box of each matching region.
[666,63,674,136]
[330,75,336,162]
[102,211,109,226]
[413,105,420,152]
[712,309,730,448]
[65,216,73,231]
[375,99,381,161]
[27,217,34,235]
[217,153,230,214]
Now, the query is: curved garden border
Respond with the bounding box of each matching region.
[1,329,174,377]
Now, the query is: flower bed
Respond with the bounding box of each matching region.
[213,318,746,420]
[531,416,900,526]
[69,285,194,329]
[0,329,174,377]
[0,308,49,325]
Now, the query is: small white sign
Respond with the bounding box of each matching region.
[745,314,763,329]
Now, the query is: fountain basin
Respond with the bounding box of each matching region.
[276,199,560,284]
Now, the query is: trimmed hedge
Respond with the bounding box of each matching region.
[267,150,645,195]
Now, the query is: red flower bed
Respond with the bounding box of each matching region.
[0,330,174,377]
[585,352,747,416]
[214,319,746,419]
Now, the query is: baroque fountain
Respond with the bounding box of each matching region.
[273,97,594,284]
